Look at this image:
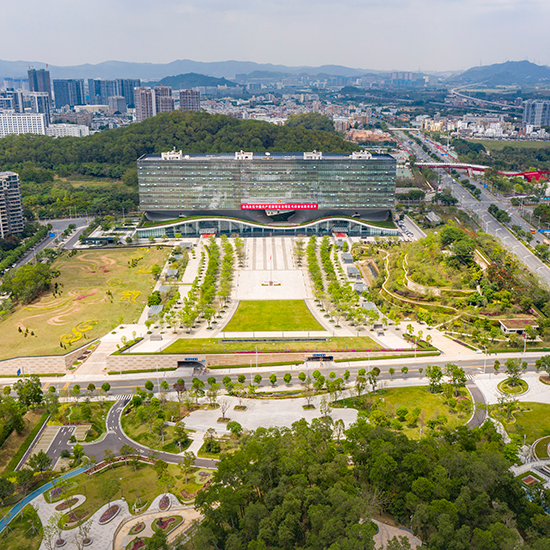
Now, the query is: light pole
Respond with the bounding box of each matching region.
[483,346,487,374]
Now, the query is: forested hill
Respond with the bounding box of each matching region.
[0,111,359,179]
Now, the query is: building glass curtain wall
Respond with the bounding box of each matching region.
[138,151,395,224]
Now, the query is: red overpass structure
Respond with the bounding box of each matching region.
[416,162,550,182]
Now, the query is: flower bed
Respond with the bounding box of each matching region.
[129,522,146,536]
[55,539,66,548]
[154,515,183,534]
[181,478,213,500]
[63,510,89,529]
[83,538,92,547]
[127,538,146,550]
[55,498,79,511]
[158,495,170,511]
[99,504,120,525]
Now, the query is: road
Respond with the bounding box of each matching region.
[15,217,89,267]
[395,130,550,287]
[81,398,217,468]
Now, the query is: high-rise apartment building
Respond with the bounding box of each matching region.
[29,92,51,125]
[523,100,550,128]
[27,68,52,103]
[87,79,117,105]
[116,79,141,108]
[0,90,24,113]
[134,87,154,122]
[53,79,85,108]
[108,96,127,114]
[0,113,46,137]
[154,87,175,115]
[179,89,200,111]
[0,172,24,238]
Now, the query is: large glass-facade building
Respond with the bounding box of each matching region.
[138,150,395,223]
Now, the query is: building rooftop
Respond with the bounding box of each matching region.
[139,150,394,162]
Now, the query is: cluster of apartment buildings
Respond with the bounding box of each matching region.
[0,68,202,138]
[416,111,550,140]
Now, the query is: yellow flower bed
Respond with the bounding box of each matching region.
[60,319,101,344]
[120,291,141,303]
[24,299,70,311]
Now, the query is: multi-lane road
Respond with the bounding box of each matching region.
[395,130,550,288]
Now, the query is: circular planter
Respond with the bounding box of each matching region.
[55,540,67,548]
[497,378,528,396]
[83,538,93,547]
[158,495,171,511]
[98,504,120,525]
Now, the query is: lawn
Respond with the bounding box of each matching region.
[0,247,169,360]
[334,386,469,439]
[223,300,323,332]
[161,335,382,354]
[469,139,550,151]
[0,504,42,550]
[58,463,213,524]
[498,402,550,444]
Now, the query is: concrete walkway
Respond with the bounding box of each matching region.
[372,518,422,549]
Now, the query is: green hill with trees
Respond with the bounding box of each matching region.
[0,111,358,219]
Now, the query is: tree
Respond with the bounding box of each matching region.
[87,383,96,396]
[269,374,277,386]
[237,374,246,384]
[13,374,43,408]
[101,382,110,397]
[493,360,501,376]
[120,444,135,463]
[535,355,550,378]
[145,530,169,550]
[219,398,230,421]
[154,459,168,480]
[283,373,292,384]
[72,444,84,462]
[206,382,221,407]
[173,379,186,402]
[426,365,444,393]
[0,477,14,505]
[401,366,409,377]
[227,420,243,437]
[43,391,59,416]
[254,374,262,385]
[145,380,154,391]
[355,375,367,396]
[179,451,195,484]
[28,450,52,476]
[103,448,115,469]
[445,363,467,396]
[367,367,381,392]
[389,367,395,378]
[42,512,64,550]
[505,358,527,387]
[173,421,188,449]
[99,476,120,510]
[191,377,205,399]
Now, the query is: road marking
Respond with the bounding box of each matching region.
[62,381,70,390]
[42,382,50,391]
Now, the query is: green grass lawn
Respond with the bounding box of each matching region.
[334,386,469,439]
[0,504,42,550]
[499,402,550,444]
[0,247,169,360]
[121,404,192,454]
[223,300,323,332]
[161,335,381,354]
[470,139,550,151]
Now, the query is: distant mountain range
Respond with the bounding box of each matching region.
[446,60,550,86]
[0,59,379,81]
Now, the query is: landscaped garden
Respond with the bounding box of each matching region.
[493,402,550,445]
[334,385,471,439]
[223,300,323,332]
[121,394,193,454]
[0,247,169,360]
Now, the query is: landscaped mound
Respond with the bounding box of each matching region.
[129,522,146,536]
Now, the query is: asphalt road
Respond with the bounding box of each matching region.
[396,131,550,287]
[40,354,547,396]
[79,398,218,469]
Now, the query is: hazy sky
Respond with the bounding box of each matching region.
[4,0,549,71]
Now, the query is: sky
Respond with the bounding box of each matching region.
[4,0,550,72]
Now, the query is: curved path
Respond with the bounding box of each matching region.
[82,398,217,469]
[466,381,487,428]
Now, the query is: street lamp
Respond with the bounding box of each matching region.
[483,346,487,374]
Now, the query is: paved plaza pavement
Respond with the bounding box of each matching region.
[475,372,550,406]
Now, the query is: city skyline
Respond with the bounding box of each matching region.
[2,0,549,72]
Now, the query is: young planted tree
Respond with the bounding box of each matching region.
[505,358,528,387]
[179,451,196,484]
